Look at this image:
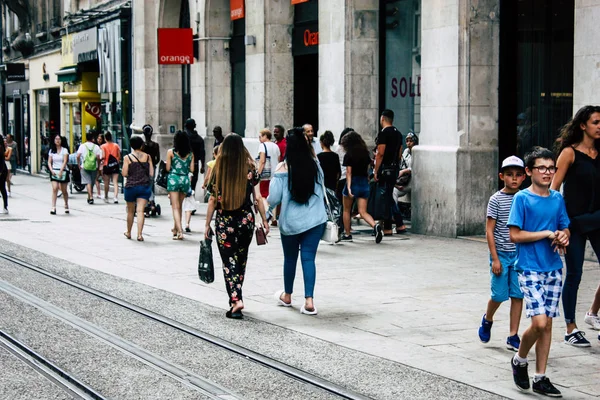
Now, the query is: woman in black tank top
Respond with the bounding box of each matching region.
[552,105,600,345]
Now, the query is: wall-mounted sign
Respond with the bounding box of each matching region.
[292,23,318,56]
[230,0,245,20]
[157,28,194,64]
[85,102,102,120]
[61,34,74,67]
[5,63,26,81]
[291,0,309,4]
[169,125,176,134]
[73,27,98,63]
[303,29,318,46]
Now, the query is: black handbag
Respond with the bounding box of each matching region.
[155,160,168,189]
[198,233,215,284]
[367,180,388,220]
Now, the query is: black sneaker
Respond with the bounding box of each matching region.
[511,356,530,392]
[532,377,562,397]
[564,330,591,347]
[374,223,383,244]
[340,233,353,242]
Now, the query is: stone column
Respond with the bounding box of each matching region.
[132,0,160,131]
[573,2,600,112]
[319,1,379,143]
[573,2,600,261]
[412,0,499,237]
[198,0,232,137]
[245,0,293,138]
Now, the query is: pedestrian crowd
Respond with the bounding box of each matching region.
[2,105,600,398]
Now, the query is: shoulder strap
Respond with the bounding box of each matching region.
[263,143,268,158]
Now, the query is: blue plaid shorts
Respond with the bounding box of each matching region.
[518,269,563,318]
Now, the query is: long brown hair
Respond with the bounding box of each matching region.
[212,133,254,210]
[555,105,600,155]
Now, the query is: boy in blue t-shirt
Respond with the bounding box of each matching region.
[507,147,570,397]
[478,156,526,351]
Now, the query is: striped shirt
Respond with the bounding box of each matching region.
[487,190,517,252]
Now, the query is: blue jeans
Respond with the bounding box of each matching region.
[562,228,600,324]
[280,223,325,298]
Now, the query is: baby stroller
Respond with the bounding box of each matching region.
[144,198,161,217]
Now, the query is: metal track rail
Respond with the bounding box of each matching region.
[0,329,107,400]
[0,252,372,400]
[0,280,242,400]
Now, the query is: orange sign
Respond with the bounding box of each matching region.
[230,0,245,20]
[291,0,309,4]
[304,29,318,46]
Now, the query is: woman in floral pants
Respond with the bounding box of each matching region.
[205,134,268,319]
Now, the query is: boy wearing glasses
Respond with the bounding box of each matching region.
[507,146,570,397]
[478,156,526,351]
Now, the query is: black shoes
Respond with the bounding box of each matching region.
[226,308,243,319]
[511,356,530,392]
[374,223,383,244]
[532,377,562,397]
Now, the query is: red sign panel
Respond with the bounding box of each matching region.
[230,0,245,20]
[291,0,309,4]
[85,102,102,120]
[157,28,193,65]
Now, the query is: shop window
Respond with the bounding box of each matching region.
[381,0,421,136]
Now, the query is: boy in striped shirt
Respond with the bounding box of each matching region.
[478,156,526,350]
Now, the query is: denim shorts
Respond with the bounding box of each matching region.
[489,250,523,302]
[518,269,563,318]
[342,176,370,199]
[124,184,152,202]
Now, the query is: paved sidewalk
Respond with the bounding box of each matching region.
[1,174,599,399]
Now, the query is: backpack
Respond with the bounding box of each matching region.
[83,144,97,171]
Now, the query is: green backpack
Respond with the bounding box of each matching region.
[83,144,97,171]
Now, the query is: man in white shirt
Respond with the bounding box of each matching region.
[303,124,322,155]
[76,131,103,204]
[256,128,281,199]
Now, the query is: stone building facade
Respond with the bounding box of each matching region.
[131,0,600,237]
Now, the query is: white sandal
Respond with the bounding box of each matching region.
[300,305,318,315]
[274,290,292,307]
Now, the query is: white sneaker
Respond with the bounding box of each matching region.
[96,195,103,200]
[7,192,11,197]
[0,208,7,214]
[113,197,118,204]
[584,313,600,330]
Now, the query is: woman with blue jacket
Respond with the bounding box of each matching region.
[267,127,328,315]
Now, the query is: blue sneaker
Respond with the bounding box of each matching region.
[478,314,493,343]
[506,334,520,351]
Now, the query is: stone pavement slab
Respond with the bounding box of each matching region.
[1,174,599,399]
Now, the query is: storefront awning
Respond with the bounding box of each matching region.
[55,66,79,82]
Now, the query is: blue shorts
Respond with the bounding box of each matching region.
[489,250,523,302]
[518,269,563,318]
[124,185,152,202]
[342,176,370,199]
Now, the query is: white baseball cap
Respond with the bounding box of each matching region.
[501,155,525,171]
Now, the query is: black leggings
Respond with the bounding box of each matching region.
[0,169,7,209]
[562,227,600,324]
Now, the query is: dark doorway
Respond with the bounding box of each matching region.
[292,0,318,130]
[499,0,574,166]
[231,18,246,136]
[293,54,318,129]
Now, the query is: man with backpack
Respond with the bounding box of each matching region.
[77,131,103,204]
